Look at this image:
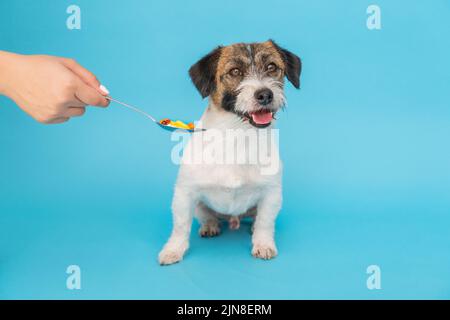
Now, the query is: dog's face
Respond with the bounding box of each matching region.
[189,40,301,128]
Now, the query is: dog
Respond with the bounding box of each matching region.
[159,40,301,265]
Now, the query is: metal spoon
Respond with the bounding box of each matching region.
[105,96,205,133]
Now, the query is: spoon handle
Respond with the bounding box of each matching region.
[106,96,157,122]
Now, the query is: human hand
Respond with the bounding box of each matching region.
[0,51,110,124]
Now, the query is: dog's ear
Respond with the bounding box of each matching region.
[270,40,302,89]
[189,46,222,98]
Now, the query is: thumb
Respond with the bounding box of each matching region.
[60,57,109,96]
[74,78,109,107]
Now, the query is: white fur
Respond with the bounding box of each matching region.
[235,77,286,114]
[159,83,285,265]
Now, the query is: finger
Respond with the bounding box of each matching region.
[65,99,86,108]
[44,117,70,124]
[65,107,86,118]
[74,79,110,107]
[60,58,106,95]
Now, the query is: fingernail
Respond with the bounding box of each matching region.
[99,84,110,95]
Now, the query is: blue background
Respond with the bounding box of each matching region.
[1,0,449,299]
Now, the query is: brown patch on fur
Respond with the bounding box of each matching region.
[189,40,301,112]
[210,41,286,106]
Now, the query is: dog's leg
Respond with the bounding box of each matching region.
[251,188,282,260]
[159,186,195,265]
[243,206,257,233]
[197,202,221,237]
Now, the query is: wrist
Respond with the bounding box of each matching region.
[0,51,21,96]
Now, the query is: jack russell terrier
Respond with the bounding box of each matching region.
[159,40,301,265]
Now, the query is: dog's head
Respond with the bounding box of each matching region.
[189,40,301,128]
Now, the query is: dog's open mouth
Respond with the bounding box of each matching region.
[249,109,274,128]
[246,109,275,128]
[251,109,273,125]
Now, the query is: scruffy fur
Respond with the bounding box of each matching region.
[159,40,301,265]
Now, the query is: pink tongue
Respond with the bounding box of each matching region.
[251,111,273,125]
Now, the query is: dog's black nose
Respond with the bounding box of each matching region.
[254,88,273,106]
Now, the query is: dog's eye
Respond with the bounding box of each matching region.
[266,63,278,73]
[229,68,242,77]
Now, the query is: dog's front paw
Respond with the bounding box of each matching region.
[158,243,188,265]
[252,242,278,260]
[159,248,184,265]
